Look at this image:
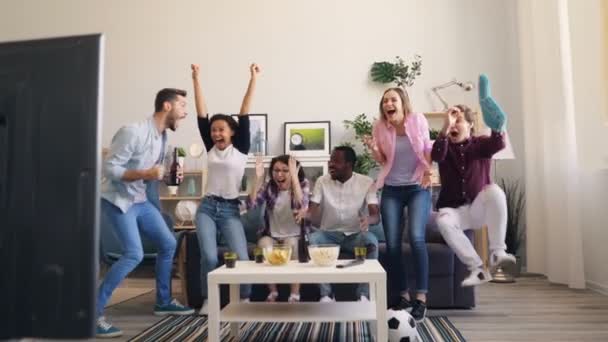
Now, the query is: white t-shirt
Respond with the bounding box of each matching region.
[311,173,378,234]
[205,145,247,199]
[269,190,301,238]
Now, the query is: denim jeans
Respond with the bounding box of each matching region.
[308,230,379,298]
[196,196,251,299]
[97,199,176,316]
[381,184,431,295]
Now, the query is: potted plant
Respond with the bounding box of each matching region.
[370,55,422,89]
[177,147,187,168]
[342,113,378,175]
[498,178,526,276]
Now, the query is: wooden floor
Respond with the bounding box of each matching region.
[102,274,608,342]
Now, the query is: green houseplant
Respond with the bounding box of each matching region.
[370,55,422,88]
[342,113,378,175]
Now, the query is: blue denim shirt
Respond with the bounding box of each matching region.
[102,117,166,213]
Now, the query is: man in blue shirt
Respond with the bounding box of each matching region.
[97,88,194,338]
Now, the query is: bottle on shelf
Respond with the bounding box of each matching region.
[167,147,181,195]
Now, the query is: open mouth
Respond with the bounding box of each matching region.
[385,109,396,116]
[449,130,460,138]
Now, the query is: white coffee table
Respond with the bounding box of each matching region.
[207,259,387,341]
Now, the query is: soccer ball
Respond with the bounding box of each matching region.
[387,308,421,342]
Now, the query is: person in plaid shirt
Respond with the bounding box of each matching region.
[248,154,310,302]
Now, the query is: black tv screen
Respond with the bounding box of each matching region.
[0,34,103,339]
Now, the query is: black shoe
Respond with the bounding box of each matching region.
[410,299,427,322]
[390,296,413,311]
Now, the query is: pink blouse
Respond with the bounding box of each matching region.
[371,112,433,189]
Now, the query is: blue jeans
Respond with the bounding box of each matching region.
[308,230,379,298]
[196,196,251,299]
[97,199,176,316]
[381,184,431,294]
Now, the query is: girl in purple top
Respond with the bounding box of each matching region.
[248,155,310,303]
[364,87,433,322]
[431,104,515,287]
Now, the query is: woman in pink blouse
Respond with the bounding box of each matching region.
[364,87,433,322]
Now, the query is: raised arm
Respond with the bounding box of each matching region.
[239,63,260,115]
[192,64,213,151]
[431,109,457,163]
[289,157,305,206]
[233,64,260,154]
[191,64,208,118]
[248,155,267,207]
[471,130,505,159]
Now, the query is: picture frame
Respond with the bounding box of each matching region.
[283,121,331,157]
[299,159,329,191]
[231,113,268,156]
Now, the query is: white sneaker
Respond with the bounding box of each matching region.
[288,294,301,303]
[462,268,492,287]
[490,250,516,270]
[359,295,369,302]
[266,291,279,302]
[319,296,335,303]
[198,300,208,316]
[241,298,250,304]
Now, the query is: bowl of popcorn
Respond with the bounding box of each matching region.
[308,244,340,267]
[263,244,292,266]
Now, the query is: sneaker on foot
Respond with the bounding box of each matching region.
[266,291,279,302]
[319,296,335,303]
[359,295,369,302]
[288,294,300,303]
[410,299,427,323]
[241,298,250,303]
[390,296,413,312]
[96,316,123,338]
[462,268,492,287]
[198,300,208,316]
[154,298,194,316]
[490,250,516,270]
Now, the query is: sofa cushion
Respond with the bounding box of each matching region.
[377,242,454,277]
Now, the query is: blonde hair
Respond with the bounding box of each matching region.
[378,87,413,121]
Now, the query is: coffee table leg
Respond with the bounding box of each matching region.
[369,280,378,337]
[375,277,388,342]
[229,284,240,339]
[208,279,221,342]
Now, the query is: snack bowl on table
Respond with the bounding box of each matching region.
[263,244,292,266]
[308,244,340,267]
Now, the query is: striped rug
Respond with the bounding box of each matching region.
[129,315,465,342]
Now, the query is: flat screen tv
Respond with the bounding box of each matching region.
[0,34,103,339]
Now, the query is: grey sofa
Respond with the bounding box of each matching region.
[183,206,475,309]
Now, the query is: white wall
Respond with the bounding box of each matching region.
[568,0,608,295]
[0,0,523,180]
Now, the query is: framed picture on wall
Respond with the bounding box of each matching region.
[283,121,331,157]
[299,160,328,191]
[232,113,267,156]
